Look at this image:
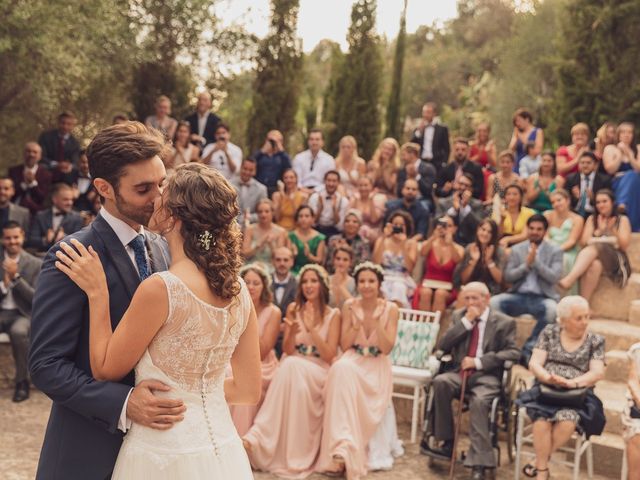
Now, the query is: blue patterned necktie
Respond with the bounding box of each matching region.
[129,234,150,281]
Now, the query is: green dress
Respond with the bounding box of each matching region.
[289,231,326,274]
[530,177,557,213]
[548,218,579,295]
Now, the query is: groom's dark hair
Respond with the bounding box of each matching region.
[86,121,171,195]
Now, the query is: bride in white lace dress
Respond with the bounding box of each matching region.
[54,163,261,479]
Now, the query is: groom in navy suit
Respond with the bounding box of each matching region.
[29,122,185,480]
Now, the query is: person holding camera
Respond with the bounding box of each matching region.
[253,130,292,198]
[436,173,486,246]
[384,178,430,240]
[202,123,243,180]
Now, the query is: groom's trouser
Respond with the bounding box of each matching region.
[0,309,30,383]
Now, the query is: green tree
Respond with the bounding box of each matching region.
[246,0,303,153]
[385,0,408,140]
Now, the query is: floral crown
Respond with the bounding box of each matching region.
[240,262,272,289]
[352,261,385,280]
[298,263,330,290]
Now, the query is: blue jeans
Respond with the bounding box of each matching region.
[490,292,557,361]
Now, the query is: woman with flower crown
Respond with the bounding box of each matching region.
[316,262,399,479]
[243,264,341,478]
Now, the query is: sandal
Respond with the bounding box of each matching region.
[522,464,550,479]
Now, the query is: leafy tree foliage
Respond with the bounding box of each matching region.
[385,0,407,140]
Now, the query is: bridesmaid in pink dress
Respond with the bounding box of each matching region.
[229,264,281,436]
[243,264,341,479]
[317,262,400,479]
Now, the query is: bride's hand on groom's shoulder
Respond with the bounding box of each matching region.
[55,239,107,298]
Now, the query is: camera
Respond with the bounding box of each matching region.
[392,225,404,234]
[268,138,277,148]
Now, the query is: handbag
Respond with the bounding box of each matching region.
[538,384,588,408]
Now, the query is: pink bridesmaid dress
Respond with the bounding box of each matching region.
[316,300,394,479]
[243,306,340,479]
[229,304,280,437]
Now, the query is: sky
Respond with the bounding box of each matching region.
[215,0,459,52]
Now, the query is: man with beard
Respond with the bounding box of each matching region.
[308,170,349,237]
[29,122,184,480]
[0,177,30,234]
[384,178,430,240]
[489,214,563,363]
[435,137,484,200]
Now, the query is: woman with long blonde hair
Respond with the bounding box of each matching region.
[367,138,401,198]
[334,135,366,199]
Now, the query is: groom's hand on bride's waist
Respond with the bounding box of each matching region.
[127,379,186,430]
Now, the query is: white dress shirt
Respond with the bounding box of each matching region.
[197,112,209,138]
[580,171,596,213]
[308,188,349,230]
[292,149,335,189]
[0,252,20,310]
[422,124,435,160]
[21,164,39,190]
[201,141,243,180]
[273,273,291,304]
[460,306,490,370]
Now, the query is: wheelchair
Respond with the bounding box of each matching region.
[420,350,521,469]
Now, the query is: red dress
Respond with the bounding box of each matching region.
[412,248,458,309]
[556,145,579,178]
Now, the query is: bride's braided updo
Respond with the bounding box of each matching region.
[163,163,242,299]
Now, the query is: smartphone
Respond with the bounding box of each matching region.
[392,225,403,234]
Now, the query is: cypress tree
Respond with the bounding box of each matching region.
[385,0,408,140]
[246,0,303,153]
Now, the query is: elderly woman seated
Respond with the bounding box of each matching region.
[516,295,606,480]
[624,342,640,480]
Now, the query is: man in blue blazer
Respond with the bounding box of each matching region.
[29,122,184,480]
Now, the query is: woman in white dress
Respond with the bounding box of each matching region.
[54,163,261,479]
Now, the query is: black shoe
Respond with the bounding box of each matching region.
[470,466,486,480]
[422,439,453,459]
[12,380,29,403]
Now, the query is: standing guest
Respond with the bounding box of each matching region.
[38,111,81,168]
[272,168,308,231]
[288,205,326,275]
[384,178,430,240]
[317,262,400,478]
[453,219,506,295]
[436,174,486,247]
[229,264,280,437]
[0,178,30,234]
[396,142,437,213]
[410,102,451,173]
[271,247,298,318]
[436,138,484,200]
[325,209,371,274]
[556,122,591,178]
[242,199,288,272]
[9,142,52,215]
[565,152,612,218]
[328,246,356,310]
[144,95,178,140]
[73,152,97,214]
[185,91,221,147]
[0,221,42,402]
[486,150,521,203]
[243,265,341,478]
[231,158,268,226]
[308,170,350,237]
[350,176,386,244]
[593,121,617,162]
[415,215,464,315]
[292,128,335,191]
[202,123,243,181]
[51,158,79,187]
[508,108,544,172]
[27,183,85,252]
[525,151,565,214]
[469,122,497,170]
[623,342,640,480]
[253,130,292,197]
[168,121,199,170]
[558,189,631,300]
[490,214,563,362]
[367,138,401,198]
[334,135,366,199]
[518,142,542,179]
[498,184,536,249]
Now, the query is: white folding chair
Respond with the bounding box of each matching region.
[621,442,628,480]
[391,308,441,443]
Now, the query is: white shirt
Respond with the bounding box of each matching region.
[21,164,39,190]
[197,112,209,138]
[77,174,92,195]
[461,307,490,370]
[0,252,20,310]
[422,124,435,160]
[273,273,291,304]
[202,141,243,180]
[292,149,335,189]
[308,188,349,230]
[51,207,65,231]
[580,171,596,212]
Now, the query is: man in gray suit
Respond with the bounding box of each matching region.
[270,247,297,357]
[436,173,486,246]
[425,282,519,480]
[490,214,563,362]
[0,177,30,233]
[0,221,42,402]
[231,157,267,226]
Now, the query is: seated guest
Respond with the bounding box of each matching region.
[325,209,370,274]
[410,101,451,173]
[350,175,386,244]
[28,183,85,252]
[229,264,280,436]
[168,121,200,170]
[558,189,631,300]
[272,168,308,231]
[242,199,288,272]
[384,178,430,240]
[271,247,298,318]
[0,178,30,234]
[292,128,335,192]
[185,91,221,147]
[518,142,541,179]
[556,122,591,178]
[367,138,401,198]
[9,142,52,214]
[372,210,418,308]
[490,214,563,361]
[38,111,81,168]
[498,184,536,249]
[469,122,496,170]
[288,206,326,274]
[72,152,97,216]
[423,282,519,480]
[328,246,355,310]
[524,151,564,214]
[565,151,612,218]
[243,265,341,478]
[202,123,243,180]
[453,219,505,296]
[334,135,366,199]
[415,215,464,315]
[253,130,291,197]
[508,108,544,172]
[317,262,399,478]
[436,173,485,246]
[485,150,521,203]
[231,158,268,226]
[517,296,605,480]
[0,221,43,402]
[144,95,178,140]
[435,137,484,200]
[623,342,640,480]
[308,170,349,237]
[396,142,436,213]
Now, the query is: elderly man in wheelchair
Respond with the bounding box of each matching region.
[420,281,520,480]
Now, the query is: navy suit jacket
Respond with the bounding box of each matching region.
[28,208,86,251]
[28,215,170,480]
[185,111,221,147]
[38,129,82,167]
